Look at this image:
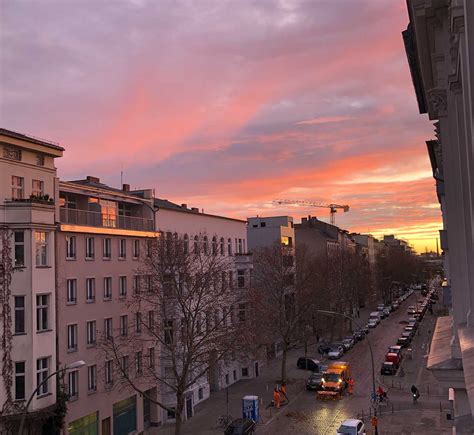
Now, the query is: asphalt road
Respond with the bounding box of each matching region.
[260,292,422,434]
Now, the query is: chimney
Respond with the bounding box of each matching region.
[86,176,100,183]
[302,217,308,223]
[122,184,130,192]
[191,207,199,213]
[181,204,187,209]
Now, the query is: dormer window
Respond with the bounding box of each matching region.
[36,154,45,166]
[3,146,22,161]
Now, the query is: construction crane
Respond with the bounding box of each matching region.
[273,199,350,226]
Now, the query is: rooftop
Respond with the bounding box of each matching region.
[0,127,64,151]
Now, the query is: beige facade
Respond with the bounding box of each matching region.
[404,0,474,431]
[0,129,63,431]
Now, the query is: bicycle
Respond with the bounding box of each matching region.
[217,414,233,428]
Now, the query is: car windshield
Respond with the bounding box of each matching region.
[329,346,340,352]
[324,373,341,382]
[337,425,356,434]
[310,374,323,381]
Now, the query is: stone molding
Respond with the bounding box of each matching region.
[427,87,448,118]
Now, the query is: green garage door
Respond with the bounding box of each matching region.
[68,412,98,435]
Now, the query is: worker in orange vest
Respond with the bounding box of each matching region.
[280,382,289,402]
[348,377,354,395]
[273,387,281,409]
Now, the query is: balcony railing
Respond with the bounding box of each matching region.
[60,208,154,231]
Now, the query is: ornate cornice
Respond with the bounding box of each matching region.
[427,88,448,118]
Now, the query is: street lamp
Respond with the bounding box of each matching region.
[18,360,86,435]
[316,310,377,412]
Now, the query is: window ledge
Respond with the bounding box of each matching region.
[118,257,126,261]
[105,383,114,390]
[119,294,127,299]
[87,389,97,396]
[66,301,77,306]
[68,395,79,402]
[14,266,26,270]
[102,257,111,261]
[37,392,52,400]
[86,343,96,349]
[13,332,27,336]
[66,258,76,261]
[85,258,95,261]
[86,299,96,304]
[67,348,78,353]
[36,329,53,334]
[103,297,112,302]
[35,265,51,269]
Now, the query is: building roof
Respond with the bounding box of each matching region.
[0,127,65,151]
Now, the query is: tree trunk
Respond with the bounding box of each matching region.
[174,391,185,435]
[281,342,288,383]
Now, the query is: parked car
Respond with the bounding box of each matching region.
[401,331,413,341]
[354,330,365,341]
[407,305,416,315]
[383,308,391,317]
[385,352,400,368]
[336,418,366,435]
[297,357,322,372]
[361,325,369,334]
[397,336,410,347]
[224,418,256,435]
[342,337,355,350]
[392,302,399,310]
[380,361,397,375]
[327,345,344,359]
[377,304,385,311]
[369,311,381,324]
[368,320,377,328]
[388,345,403,358]
[408,317,418,328]
[318,343,332,356]
[306,372,324,391]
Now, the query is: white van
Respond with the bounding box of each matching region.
[369,311,381,324]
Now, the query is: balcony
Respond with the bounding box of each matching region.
[60,208,154,231]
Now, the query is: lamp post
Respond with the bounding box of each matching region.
[316,310,377,412]
[18,360,86,435]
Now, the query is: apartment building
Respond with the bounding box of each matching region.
[404,1,474,431]
[0,129,63,432]
[247,216,294,252]
[154,200,256,424]
[57,177,160,434]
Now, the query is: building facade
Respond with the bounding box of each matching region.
[404,0,474,431]
[0,129,63,432]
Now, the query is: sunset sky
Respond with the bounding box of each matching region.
[0,0,441,252]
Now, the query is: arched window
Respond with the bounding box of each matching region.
[220,237,225,255]
[194,235,199,253]
[203,236,209,254]
[227,238,232,256]
[212,236,217,255]
[183,234,189,254]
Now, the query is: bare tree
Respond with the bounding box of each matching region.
[249,242,318,383]
[100,234,247,435]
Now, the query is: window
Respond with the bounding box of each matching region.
[86,278,95,302]
[121,355,129,377]
[220,237,225,255]
[194,236,199,253]
[145,275,152,293]
[4,146,22,161]
[100,199,117,228]
[198,388,203,400]
[148,348,155,368]
[233,370,237,381]
[146,239,152,257]
[14,296,25,334]
[68,370,78,399]
[85,237,95,259]
[241,367,249,377]
[36,357,49,396]
[35,231,47,266]
[86,321,96,346]
[103,277,112,300]
[67,279,77,304]
[133,239,140,258]
[15,362,26,400]
[11,176,24,199]
[237,270,245,288]
[164,320,173,345]
[66,236,76,260]
[31,179,44,197]
[104,318,113,340]
[87,365,97,392]
[135,312,142,333]
[212,237,217,255]
[148,311,154,331]
[281,236,292,247]
[203,236,208,254]
[227,238,232,256]
[68,324,78,351]
[183,234,189,254]
[14,231,24,267]
[135,352,142,375]
[119,276,127,297]
[36,154,45,166]
[120,315,128,337]
[225,374,229,385]
[36,294,49,332]
[103,238,111,259]
[119,239,126,259]
[238,304,247,323]
[228,271,233,289]
[238,238,242,254]
[105,360,113,385]
[133,275,140,293]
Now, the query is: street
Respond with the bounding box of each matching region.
[157,291,452,434]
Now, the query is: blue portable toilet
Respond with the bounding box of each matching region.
[242,395,259,421]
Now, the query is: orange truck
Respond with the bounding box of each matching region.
[317,361,351,399]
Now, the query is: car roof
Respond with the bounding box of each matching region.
[340,419,362,426]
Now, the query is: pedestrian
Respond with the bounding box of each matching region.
[371,415,378,435]
[280,382,289,402]
[411,384,420,403]
[273,388,281,409]
[348,377,354,395]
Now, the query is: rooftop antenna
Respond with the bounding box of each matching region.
[120,162,123,187]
